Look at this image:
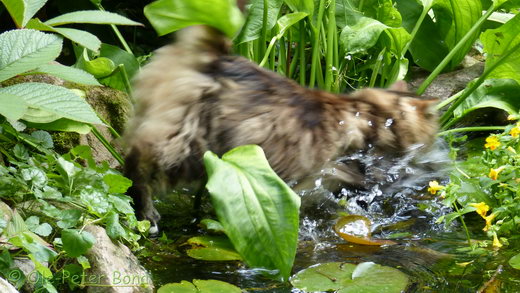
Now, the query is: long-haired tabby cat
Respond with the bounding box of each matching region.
[123,26,438,233]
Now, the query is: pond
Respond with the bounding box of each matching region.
[139,141,520,292]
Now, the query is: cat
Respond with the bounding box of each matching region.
[122,26,438,233]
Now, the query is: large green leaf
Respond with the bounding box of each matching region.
[1,0,46,27]
[44,10,141,26]
[26,19,102,52]
[0,29,62,82]
[144,0,244,37]
[291,262,409,293]
[61,229,96,257]
[0,82,103,125]
[284,0,314,15]
[481,14,520,84]
[340,17,388,54]
[336,0,403,54]
[454,79,520,118]
[382,27,412,56]
[203,145,300,281]
[276,12,308,36]
[401,0,482,71]
[0,93,28,121]
[99,43,139,79]
[432,0,482,68]
[25,119,92,134]
[235,0,284,44]
[30,63,101,85]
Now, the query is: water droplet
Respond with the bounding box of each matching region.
[339,120,345,125]
[355,112,360,117]
[314,178,322,188]
[345,55,352,60]
[368,121,373,126]
[332,66,338,71]
[385,118,394,127]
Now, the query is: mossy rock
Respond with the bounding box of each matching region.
[2,74,132,168]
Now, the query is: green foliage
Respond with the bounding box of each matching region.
[144,0,244,37]
[481,14,520,84]
[437,123,520,247]
[2,0,141,52]
[0,29,62,83]
[0,82,103,124]
[291,262,409,292]
[204,145,300,281]
[0,121,144,291]
[438,12,520,130]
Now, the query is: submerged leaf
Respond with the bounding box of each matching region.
[334,215,396,246]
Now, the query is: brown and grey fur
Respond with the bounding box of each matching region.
[123,26,438,232]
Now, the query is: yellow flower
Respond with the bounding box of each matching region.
[469,202,490,218]
[484,136,500,150]
[510,125,520,138]
[427,181,444,195]
[493,233,502,248]
[483,213,496,232]
[488,166,505,180]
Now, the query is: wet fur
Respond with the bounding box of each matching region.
[123,26,438,230]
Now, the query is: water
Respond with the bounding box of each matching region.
[140,140,520,292]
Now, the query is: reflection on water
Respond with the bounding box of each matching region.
[142,140,519,292]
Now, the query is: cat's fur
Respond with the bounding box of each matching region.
[123,26,438,232]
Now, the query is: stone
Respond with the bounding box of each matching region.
[0,277,19,293]
[84,225,154,293]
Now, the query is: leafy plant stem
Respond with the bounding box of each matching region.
[369,48,386,87]
[324,0,336,91]
[99,117,121,139]
[95,4,135,55]
[453,202,472,247]
[436,90,463,110]
[259,36,278,67]
[0,145,15,162]
[416,5,496,95]
[278,37,287,75]
[309,1,326,88]
[258,0,269,65]
[440,41,520,128]
[299,21,306,85]
[89,126,124,165]
[438,126,506,136]
[290,42,300,79]
[117,64,133,96]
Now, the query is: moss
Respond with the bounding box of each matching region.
[50,131,80,154]
[63,81,132,134]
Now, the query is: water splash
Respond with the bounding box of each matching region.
[295,139,451,242]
